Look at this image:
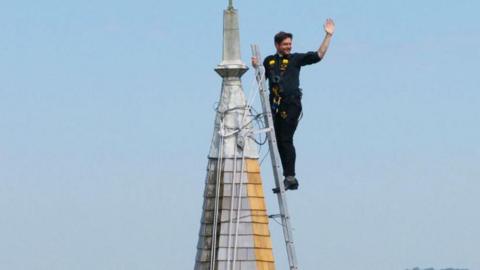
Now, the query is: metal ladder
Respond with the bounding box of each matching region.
[251,44,299,270]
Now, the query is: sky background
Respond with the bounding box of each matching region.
[1,0,479,269]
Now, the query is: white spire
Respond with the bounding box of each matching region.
[209,3,257,159]
[215,3,248,76]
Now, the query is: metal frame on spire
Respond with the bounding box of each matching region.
[228,0,233,10]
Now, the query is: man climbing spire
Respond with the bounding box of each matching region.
[252,18,335,192]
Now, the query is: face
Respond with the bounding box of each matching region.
[275,37,292,56]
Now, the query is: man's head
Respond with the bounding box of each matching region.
[274,31,293,56]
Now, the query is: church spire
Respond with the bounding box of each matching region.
[194,3,276,270]
[215,0,247,77]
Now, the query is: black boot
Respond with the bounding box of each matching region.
[272,176,299,193]
[284,176,299,190]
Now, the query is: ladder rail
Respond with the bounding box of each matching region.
[251,44,299,270]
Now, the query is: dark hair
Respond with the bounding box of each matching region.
[274,31,293,44]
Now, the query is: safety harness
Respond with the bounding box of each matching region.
[268,56,290,118]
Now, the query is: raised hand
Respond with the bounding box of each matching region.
[324,18,335,35]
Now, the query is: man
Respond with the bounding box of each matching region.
[252,18,335,192]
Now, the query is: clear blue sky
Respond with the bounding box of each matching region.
[1,0,479,269]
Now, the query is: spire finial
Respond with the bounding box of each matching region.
[228,0,233,9]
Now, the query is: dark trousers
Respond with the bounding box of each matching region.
[271,95,302,177]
